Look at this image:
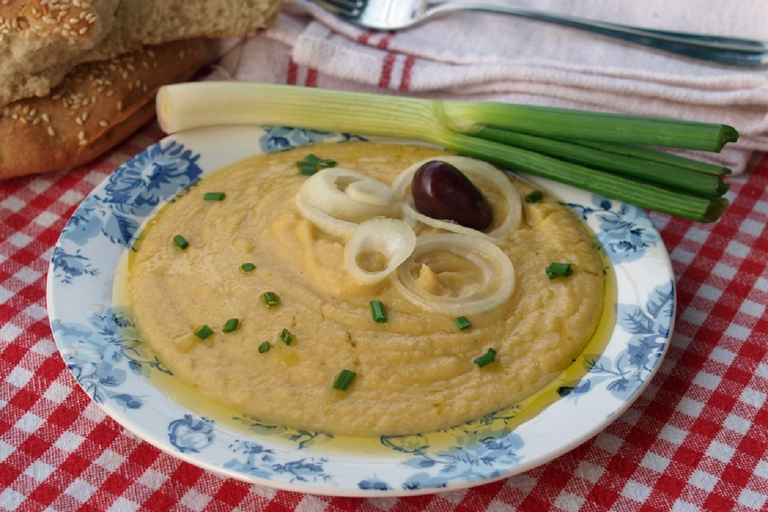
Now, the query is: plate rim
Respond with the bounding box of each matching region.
[46,125,675,497]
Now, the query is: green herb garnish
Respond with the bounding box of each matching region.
[195,325,213,339]
[297,154,337,176]
[546,262,573,279]
[474,348,497,367]
[222,318,239,333]
[203,192,226,201]
[241,263,256,272]
[370,300,387,323]
[258,341,271,353]
[333,369,357,391]
[525,190,544,203]
[454,316,472,330]
[280,328,293,345]
[173,235,189,250]
[262,291,280,308]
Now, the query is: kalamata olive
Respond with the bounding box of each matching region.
[411,160,493,231]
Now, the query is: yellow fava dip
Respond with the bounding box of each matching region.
[130,142,605,436]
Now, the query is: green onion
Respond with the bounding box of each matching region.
[297,154,337,176]
[222,318,239,333]
[454,316,472,330]
[258,341,271,353]
[370,300,387,323]
[262,291,280,308]
[173,235,189,250]
[525,190,544,203]
[195,325,213,339]
[203,192,226,201]
[157,82,738,222]
[280,328,293,345]
[474,348,497,367]
[241,263,256,272]
[546,262,573,279]
[333,369,357,391]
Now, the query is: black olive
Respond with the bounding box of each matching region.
[411,160,493,231]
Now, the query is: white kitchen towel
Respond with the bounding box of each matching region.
[208,0,768,174]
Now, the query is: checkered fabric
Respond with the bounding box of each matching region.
[1,119,767,512]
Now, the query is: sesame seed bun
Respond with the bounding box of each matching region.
[0,0,285,107]
[0,38,208,179]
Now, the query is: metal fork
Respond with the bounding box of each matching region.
[314,0,768,67]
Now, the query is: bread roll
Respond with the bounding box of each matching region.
[0,0,285,107]
[0,38,208,180]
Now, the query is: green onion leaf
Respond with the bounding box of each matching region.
[454,316,472,330]
[173,235,189,250]
[280,328,293,345]
[525,190,544,203]
[262,291,280,308]
[370,300,387,323]
[333,369,357,391]
[157,82,739,223]
[258,341,271,353]
[203,192,226,201]
[241,263,256,272]
[195,325,213,339]
[474,348,497,367]
[546,262,573,279]
[297,154,337,176]
[222,318,239,333]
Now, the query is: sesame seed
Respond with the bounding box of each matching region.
[42,113,50,123]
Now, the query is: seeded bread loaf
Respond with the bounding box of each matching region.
[0,38,207,180]
[0,0,285,107]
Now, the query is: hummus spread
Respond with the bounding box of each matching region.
[130,142,604,436]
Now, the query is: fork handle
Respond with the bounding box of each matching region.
[425,3,768,66]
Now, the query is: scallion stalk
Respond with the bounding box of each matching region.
[156,82,737,222]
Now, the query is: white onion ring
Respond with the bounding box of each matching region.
[393,233,515,316]
[300,167,397,222]
[344,218,417,285]
[391,156,521,241]
[295,190,357,240]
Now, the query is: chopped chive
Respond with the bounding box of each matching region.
[195,325,213,339]
[173,235,189,249]
[241,263,256,272]
[370,300,387,323]
[262,291,280,308]
[525,190,544,203]
[474,348,497,367]
[297,154,337,176]
[258,341,271,353]
[546,262,573,279]
[203,192,226,201]
[222,318,239,333]
[454,316,472,330]
[280,328,293,345]
[333,369,357,391]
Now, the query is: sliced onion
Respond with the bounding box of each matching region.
[300,167,398,222]
[391,156,522,240]
[401,202,507,245]
[295,190,357,240]
[393,233,515,316]
[344,218,417,285]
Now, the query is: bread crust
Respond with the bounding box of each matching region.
[0,38,207,180]
[0,0,285,106]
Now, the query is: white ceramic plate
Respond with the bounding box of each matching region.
[47,125,674,496]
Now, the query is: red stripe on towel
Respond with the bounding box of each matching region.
[287,59,299,85]
[378,52,397,88]
[306,68,318,87]
[399,55,416,91]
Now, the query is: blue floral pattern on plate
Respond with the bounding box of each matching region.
[48,125,675,496]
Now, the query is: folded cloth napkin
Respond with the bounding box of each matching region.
[207,0,768,174]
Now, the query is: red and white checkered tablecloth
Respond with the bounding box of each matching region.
[1,116,767,512]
